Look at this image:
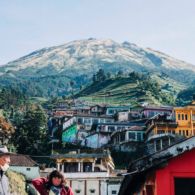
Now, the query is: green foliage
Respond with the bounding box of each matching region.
[12,105,50,155]
[176,86,195,105]
[116,70,124,78]
[0,88,27,110]
[77,72,176,106]
[6,170,27,195]
[92,69,106,83]
[0,74,86,97]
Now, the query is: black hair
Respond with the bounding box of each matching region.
[45,170,66,190]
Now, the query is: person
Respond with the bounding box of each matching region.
[0,146,12,195]
[32,170,73,195]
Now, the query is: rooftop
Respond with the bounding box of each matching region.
[51,150,112,159]
[10,154,38,167]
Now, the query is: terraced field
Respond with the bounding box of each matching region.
[77,75,182,106]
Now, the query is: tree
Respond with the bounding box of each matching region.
[96,69,106,82]
[117,70,123,78]
[106,72,111,79]
[12,105,49,155]
[0,116,14,145]
[92,74,97,83]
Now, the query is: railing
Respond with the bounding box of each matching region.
[63,172,109,178]
[146,133,175,141]
[155,121,178,126]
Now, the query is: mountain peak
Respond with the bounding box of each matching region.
[0,38,195,77]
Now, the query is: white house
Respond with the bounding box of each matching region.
[10,154,40,180]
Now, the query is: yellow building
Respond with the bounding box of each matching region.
[174,99,195,137]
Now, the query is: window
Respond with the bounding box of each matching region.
[158,130,165,134]
[108,126,115,131]
[182,114,184,120]
[108,110,114,114]
[178,114,181,120]
[89,189,95,193]
[129,132,136,140]
[145,185,154,195]
[105,119,113,123]
[26,168,31,171]
[92,119,98,124]
[77,118,83,124]
[175,178,195,195]
[112,190,117,194]
[96,158,101,164]
[83,162,92,172]
[192,114,195,121]
[185,114,188,120]
[100,119,104,123]
[64,162,78,172]
[186,130,189,136]
[120,132,126,141]
[84,118,91,124]
[75,189,81,193]
[137,132,142,141]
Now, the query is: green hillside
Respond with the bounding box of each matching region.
[176,85,195,106]
[76,72,183,106]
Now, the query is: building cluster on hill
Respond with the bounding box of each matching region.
[48,96,195,153]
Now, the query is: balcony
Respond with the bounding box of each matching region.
[156,121,178,127]
[63,171,109,178]
[146,133,176,142]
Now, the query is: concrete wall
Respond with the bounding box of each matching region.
[107,184,121,195]
[67,178,121,195]
[9,166,40,180]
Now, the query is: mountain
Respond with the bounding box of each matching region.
[0,38,195,97]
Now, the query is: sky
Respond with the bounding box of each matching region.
[0,0,195,65]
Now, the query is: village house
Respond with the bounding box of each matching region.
[52,109,77,117]
[80,121,146,149]
[145,114,179,152]
[76,106,91,115]
[81,131,110,148]
[10,154,40,180]
[144,98,195,152]
[106,106,131,116]
[75,114,114,131]
[61,115,114,145]
[51,150,123,195]
[119,136,195,195]
[117,111,130,122]
[174,97,195,137]
[94,121,146,133]
[140,105,173,118]
[90,105,107,116]
[110,126,145,152]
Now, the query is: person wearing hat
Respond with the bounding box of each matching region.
[0,146,12,195]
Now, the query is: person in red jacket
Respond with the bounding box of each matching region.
[32,170,74,195]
